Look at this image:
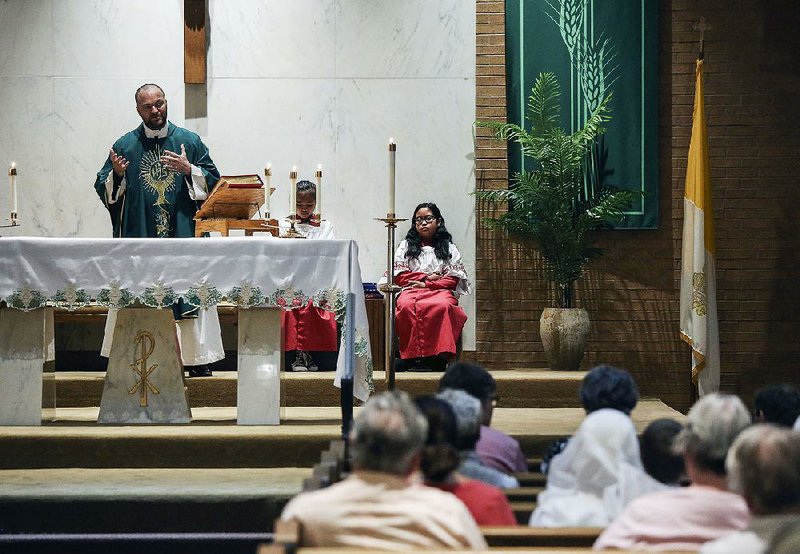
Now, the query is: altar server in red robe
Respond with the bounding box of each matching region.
[279,180,338,371]
[393,203,470,371]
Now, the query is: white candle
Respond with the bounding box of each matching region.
[388,139,396,215]
[315,164,323,220]
[8,162,17,217]
[264,163,272,215]
[289,166,298,221]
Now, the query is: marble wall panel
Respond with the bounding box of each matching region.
[204,78,337,218]
[336,0,475,78]
[0,0,53,77]
[0,77,54,237]
[52,0,182,79]
[209,0,337,79]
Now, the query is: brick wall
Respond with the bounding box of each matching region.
[474,0,800,412]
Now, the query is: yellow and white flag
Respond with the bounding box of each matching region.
[680,58,719,396]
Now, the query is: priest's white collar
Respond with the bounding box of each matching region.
[143,122,169,139]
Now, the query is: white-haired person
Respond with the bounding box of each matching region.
[436,388,519,489]
[280,390,486,550]
[700,424,800,554]
[594,393,752,551]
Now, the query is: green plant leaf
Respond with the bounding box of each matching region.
[474,72,636,307]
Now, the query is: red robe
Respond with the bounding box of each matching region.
[395,271,466,359]
[282,300,338,352]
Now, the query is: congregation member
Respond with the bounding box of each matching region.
[280,391,486,550]
[436,388,519,489]
[639,418,686,486]
[530,408,649,527]
[700,424,800,554]
[439,362,527,475]
[279,180,338,372]
[94,83,223,377]
[601,418,684,518]
[752,383,800,427]
[594,393,752,551]
[542,364,639,474]
[393,202,470,371]
[414,395,517,526]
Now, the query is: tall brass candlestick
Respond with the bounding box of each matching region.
[375,214,407,390]
[315,164,323,220]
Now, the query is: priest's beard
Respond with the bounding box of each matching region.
[143,108,167,131]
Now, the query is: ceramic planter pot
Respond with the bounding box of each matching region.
[539,307,590,371]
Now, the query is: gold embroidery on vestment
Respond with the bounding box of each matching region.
[140,145,177,237]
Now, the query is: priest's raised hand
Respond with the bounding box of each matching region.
[109,148,129,177]
[160,143,191,175]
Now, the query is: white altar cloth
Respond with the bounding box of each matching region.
[0,237,374,401]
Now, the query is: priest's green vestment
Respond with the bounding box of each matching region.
[94,122,220,238]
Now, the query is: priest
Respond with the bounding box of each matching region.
[93,83,224,377]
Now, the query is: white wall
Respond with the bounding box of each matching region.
[0,0,477,349]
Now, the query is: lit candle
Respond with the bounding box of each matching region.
[315,164,323,220]
[388,139,396,215]
[289,166,298,221]
[264,163,272,215]
[8,162,17,219]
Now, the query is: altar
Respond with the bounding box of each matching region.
[0,237,374,426]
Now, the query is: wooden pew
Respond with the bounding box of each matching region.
[0,532,272,554]
[263,518,606,553]
[482,526,602,548]
[504,486,543,523]
[296,546,604,554]
[302,439,348,491]
[505,486,543,501]
[515,471,547,487]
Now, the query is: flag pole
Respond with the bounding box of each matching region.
[692,16,710,60]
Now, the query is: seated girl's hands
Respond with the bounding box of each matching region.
[427,272,443,281]
[408,280,427,288]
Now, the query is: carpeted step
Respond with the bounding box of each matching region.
[0,401,685,470]
[0,467,304,534]
[53,369,586,409]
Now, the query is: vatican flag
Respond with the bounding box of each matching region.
[680,58,719,396]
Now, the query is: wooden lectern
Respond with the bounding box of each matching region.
[194,174,278,237]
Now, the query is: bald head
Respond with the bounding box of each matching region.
[727,424,800,515]
[135,83,165,104]
[349,391,427,475]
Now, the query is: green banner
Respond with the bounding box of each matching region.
[506,0,659,229]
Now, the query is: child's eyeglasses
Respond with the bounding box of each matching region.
[414,215,436,224]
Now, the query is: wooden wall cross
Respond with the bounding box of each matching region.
[184,0,206,84]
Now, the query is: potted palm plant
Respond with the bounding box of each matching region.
[476,72,635,371]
